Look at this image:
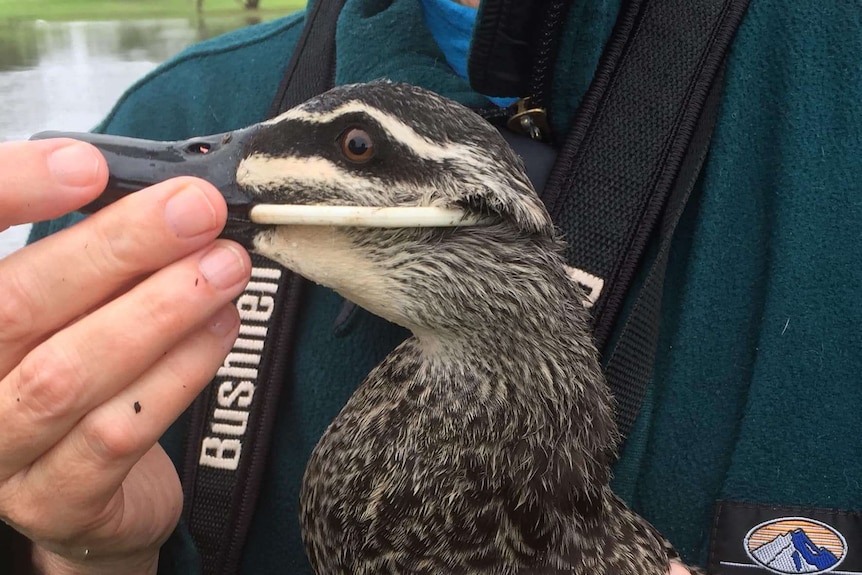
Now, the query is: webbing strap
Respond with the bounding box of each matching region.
[181,2,345,573]
[541,0,750,437]
[605,65,727,439]
[268,0,346,117]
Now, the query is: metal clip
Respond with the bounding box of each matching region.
[507,98,550,141]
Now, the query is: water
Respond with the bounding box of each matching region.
[0,16,275,257]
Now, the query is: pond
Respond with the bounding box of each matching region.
[0,15,288,256]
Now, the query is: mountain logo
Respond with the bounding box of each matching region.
[744,517,847,574]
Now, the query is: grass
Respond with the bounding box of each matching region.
[0,0,307,22]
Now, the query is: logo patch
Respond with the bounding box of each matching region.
[709,501,862,575]
[744,517,847,574]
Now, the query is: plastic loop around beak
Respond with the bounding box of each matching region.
[248,205,494,228]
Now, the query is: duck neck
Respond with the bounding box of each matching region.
[410,279,618,505]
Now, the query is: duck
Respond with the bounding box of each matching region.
[35,81,700,575]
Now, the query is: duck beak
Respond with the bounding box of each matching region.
[30,127,262,247]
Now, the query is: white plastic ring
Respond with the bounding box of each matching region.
[248,205,492,228]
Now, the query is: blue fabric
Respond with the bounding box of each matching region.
[419,0,518,107]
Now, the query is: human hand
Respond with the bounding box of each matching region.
[0,139,250,574]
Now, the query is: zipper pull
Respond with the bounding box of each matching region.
[507,97,550,141]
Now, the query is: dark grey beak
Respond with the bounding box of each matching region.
[30,127,262,247]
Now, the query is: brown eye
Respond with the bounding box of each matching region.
[340,128,374,163]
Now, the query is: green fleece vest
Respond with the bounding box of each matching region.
[9,0,861,573]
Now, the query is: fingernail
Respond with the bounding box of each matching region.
[165,185,218,238]
[199,245,247,289]
[48,143,101,187]
[208,305,239,337]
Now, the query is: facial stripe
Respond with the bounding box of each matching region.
[237,153,445,205]
[266,101,487,166]
[238,154,384,193]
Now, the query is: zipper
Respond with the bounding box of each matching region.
[479,0,573,143]
[529,0,570,112]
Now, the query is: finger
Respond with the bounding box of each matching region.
[0,241,249,475]
[0,176,227,369]
[0,303,240,540]
[23,447,175,565]
[0,139,108,231]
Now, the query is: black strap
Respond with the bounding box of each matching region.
[181,2,346,574]
[604,64,727,439]
[268,0,346,116]
[540,0,750,438]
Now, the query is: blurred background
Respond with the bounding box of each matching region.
[0,0,306,257]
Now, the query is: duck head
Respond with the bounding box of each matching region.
[34,82,565,338]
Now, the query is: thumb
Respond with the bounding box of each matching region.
[0,139,107,231]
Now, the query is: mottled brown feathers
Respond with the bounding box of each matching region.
[246,82,691,574]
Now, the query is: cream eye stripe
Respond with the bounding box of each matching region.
[266,100,485,166]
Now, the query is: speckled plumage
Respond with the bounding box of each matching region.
[240,82,701,574]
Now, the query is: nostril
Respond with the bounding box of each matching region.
[186,141,212,154]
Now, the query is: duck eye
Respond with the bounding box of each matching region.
[340,128,374,163]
